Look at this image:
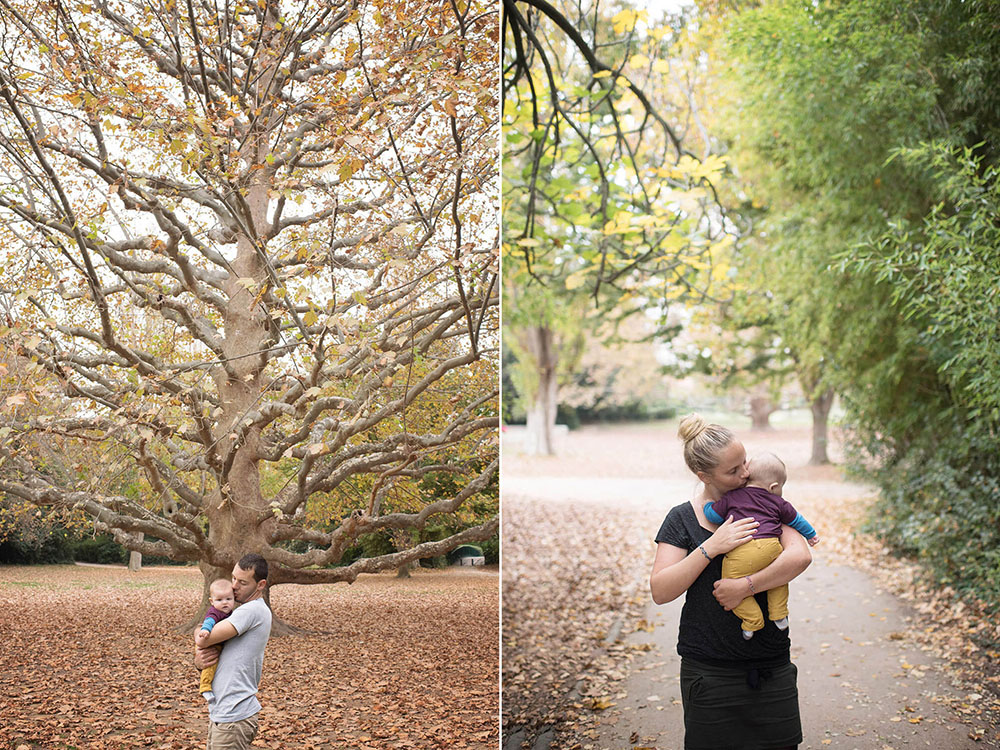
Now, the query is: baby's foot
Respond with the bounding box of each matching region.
[742,630,754,640]
[773,617,789,630]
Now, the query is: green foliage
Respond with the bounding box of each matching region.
[720,0,1000,609]
[480,534,499,565]
[849,143,1000,422]
[858,421,1000,614]
[71,535,128,565]
[0,498,76,563]
[558,400,676,428]
[0,528,74,564]
[502,0,733,434]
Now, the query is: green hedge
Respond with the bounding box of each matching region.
[857,422,1000,625]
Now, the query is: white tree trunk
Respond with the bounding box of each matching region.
[523,326,559,456]
[809,388,835,465]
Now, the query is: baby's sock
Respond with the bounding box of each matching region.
[773,617,789,630]
[742,629,754,640]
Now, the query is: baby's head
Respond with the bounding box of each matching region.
[209,579,236,614]
[746,452,787,496]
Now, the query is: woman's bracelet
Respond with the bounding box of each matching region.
[698,544,712,561]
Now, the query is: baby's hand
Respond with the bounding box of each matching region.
[195,629,211,646]
[808,535,821,547]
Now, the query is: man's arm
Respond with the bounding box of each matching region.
[194,644,221,669]
[712,524,812,610]
[195,620,238,648]
[193,624,222,670]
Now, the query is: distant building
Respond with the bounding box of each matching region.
[448,544,485,566]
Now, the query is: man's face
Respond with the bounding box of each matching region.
[231,564,261,604]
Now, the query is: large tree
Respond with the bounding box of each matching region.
[0,0,498,620]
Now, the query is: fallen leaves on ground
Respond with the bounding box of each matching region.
[0,564,498,749]
[501,494,652,748]
[844,532,1000,739]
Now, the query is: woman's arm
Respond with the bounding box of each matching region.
[712,524,812,610]
[650,515,759,605]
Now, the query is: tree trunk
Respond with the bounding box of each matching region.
[809,388,835,465]
[127,551,142,572]
[524,326,559,456]
[748,395,778,430]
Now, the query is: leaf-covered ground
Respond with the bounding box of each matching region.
[501,422,1000,748]
[0,564,498,749]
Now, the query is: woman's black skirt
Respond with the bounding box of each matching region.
[680,657,802,750]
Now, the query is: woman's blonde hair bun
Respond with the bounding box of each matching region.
[677,413,736,475]
[677,413,708,443]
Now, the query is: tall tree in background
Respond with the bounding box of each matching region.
[502,0,733,453]
[0,0,499,618]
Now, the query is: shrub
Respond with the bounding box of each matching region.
[857,421,1000,614]
[480,534,500,565]
[71,535,128,565]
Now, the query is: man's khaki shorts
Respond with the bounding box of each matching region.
[207,714,258,750]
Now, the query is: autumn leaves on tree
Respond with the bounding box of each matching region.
[502,0,734,455]
[0,0,498,601]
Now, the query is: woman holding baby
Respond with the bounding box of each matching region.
[650,414,814,750]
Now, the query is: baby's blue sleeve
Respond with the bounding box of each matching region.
[703,501,725,525]
[789,513,817,540]
[201,615,218,632]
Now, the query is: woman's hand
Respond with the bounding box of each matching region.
[712,577,751,610]
[704,515,758,558]
[712,524,812,610]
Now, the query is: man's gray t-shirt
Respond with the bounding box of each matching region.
[206,597,271,723]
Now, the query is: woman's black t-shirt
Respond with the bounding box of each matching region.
[655,501,791,667]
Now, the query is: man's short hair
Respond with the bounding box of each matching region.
[237,553,268,583]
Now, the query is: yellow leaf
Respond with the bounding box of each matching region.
[611,8,638,34]
[652,59,671,74]
[592,70,612,79]
[586,696,616,710]
[629,54,650,69]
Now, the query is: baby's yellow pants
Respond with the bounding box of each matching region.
[721,537,789,632]
[199,664,217,694]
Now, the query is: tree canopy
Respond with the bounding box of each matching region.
[0,0,499,593]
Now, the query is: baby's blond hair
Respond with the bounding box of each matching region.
[209,578,232,596]
[748,451,787,489]
[678,413,736,475]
